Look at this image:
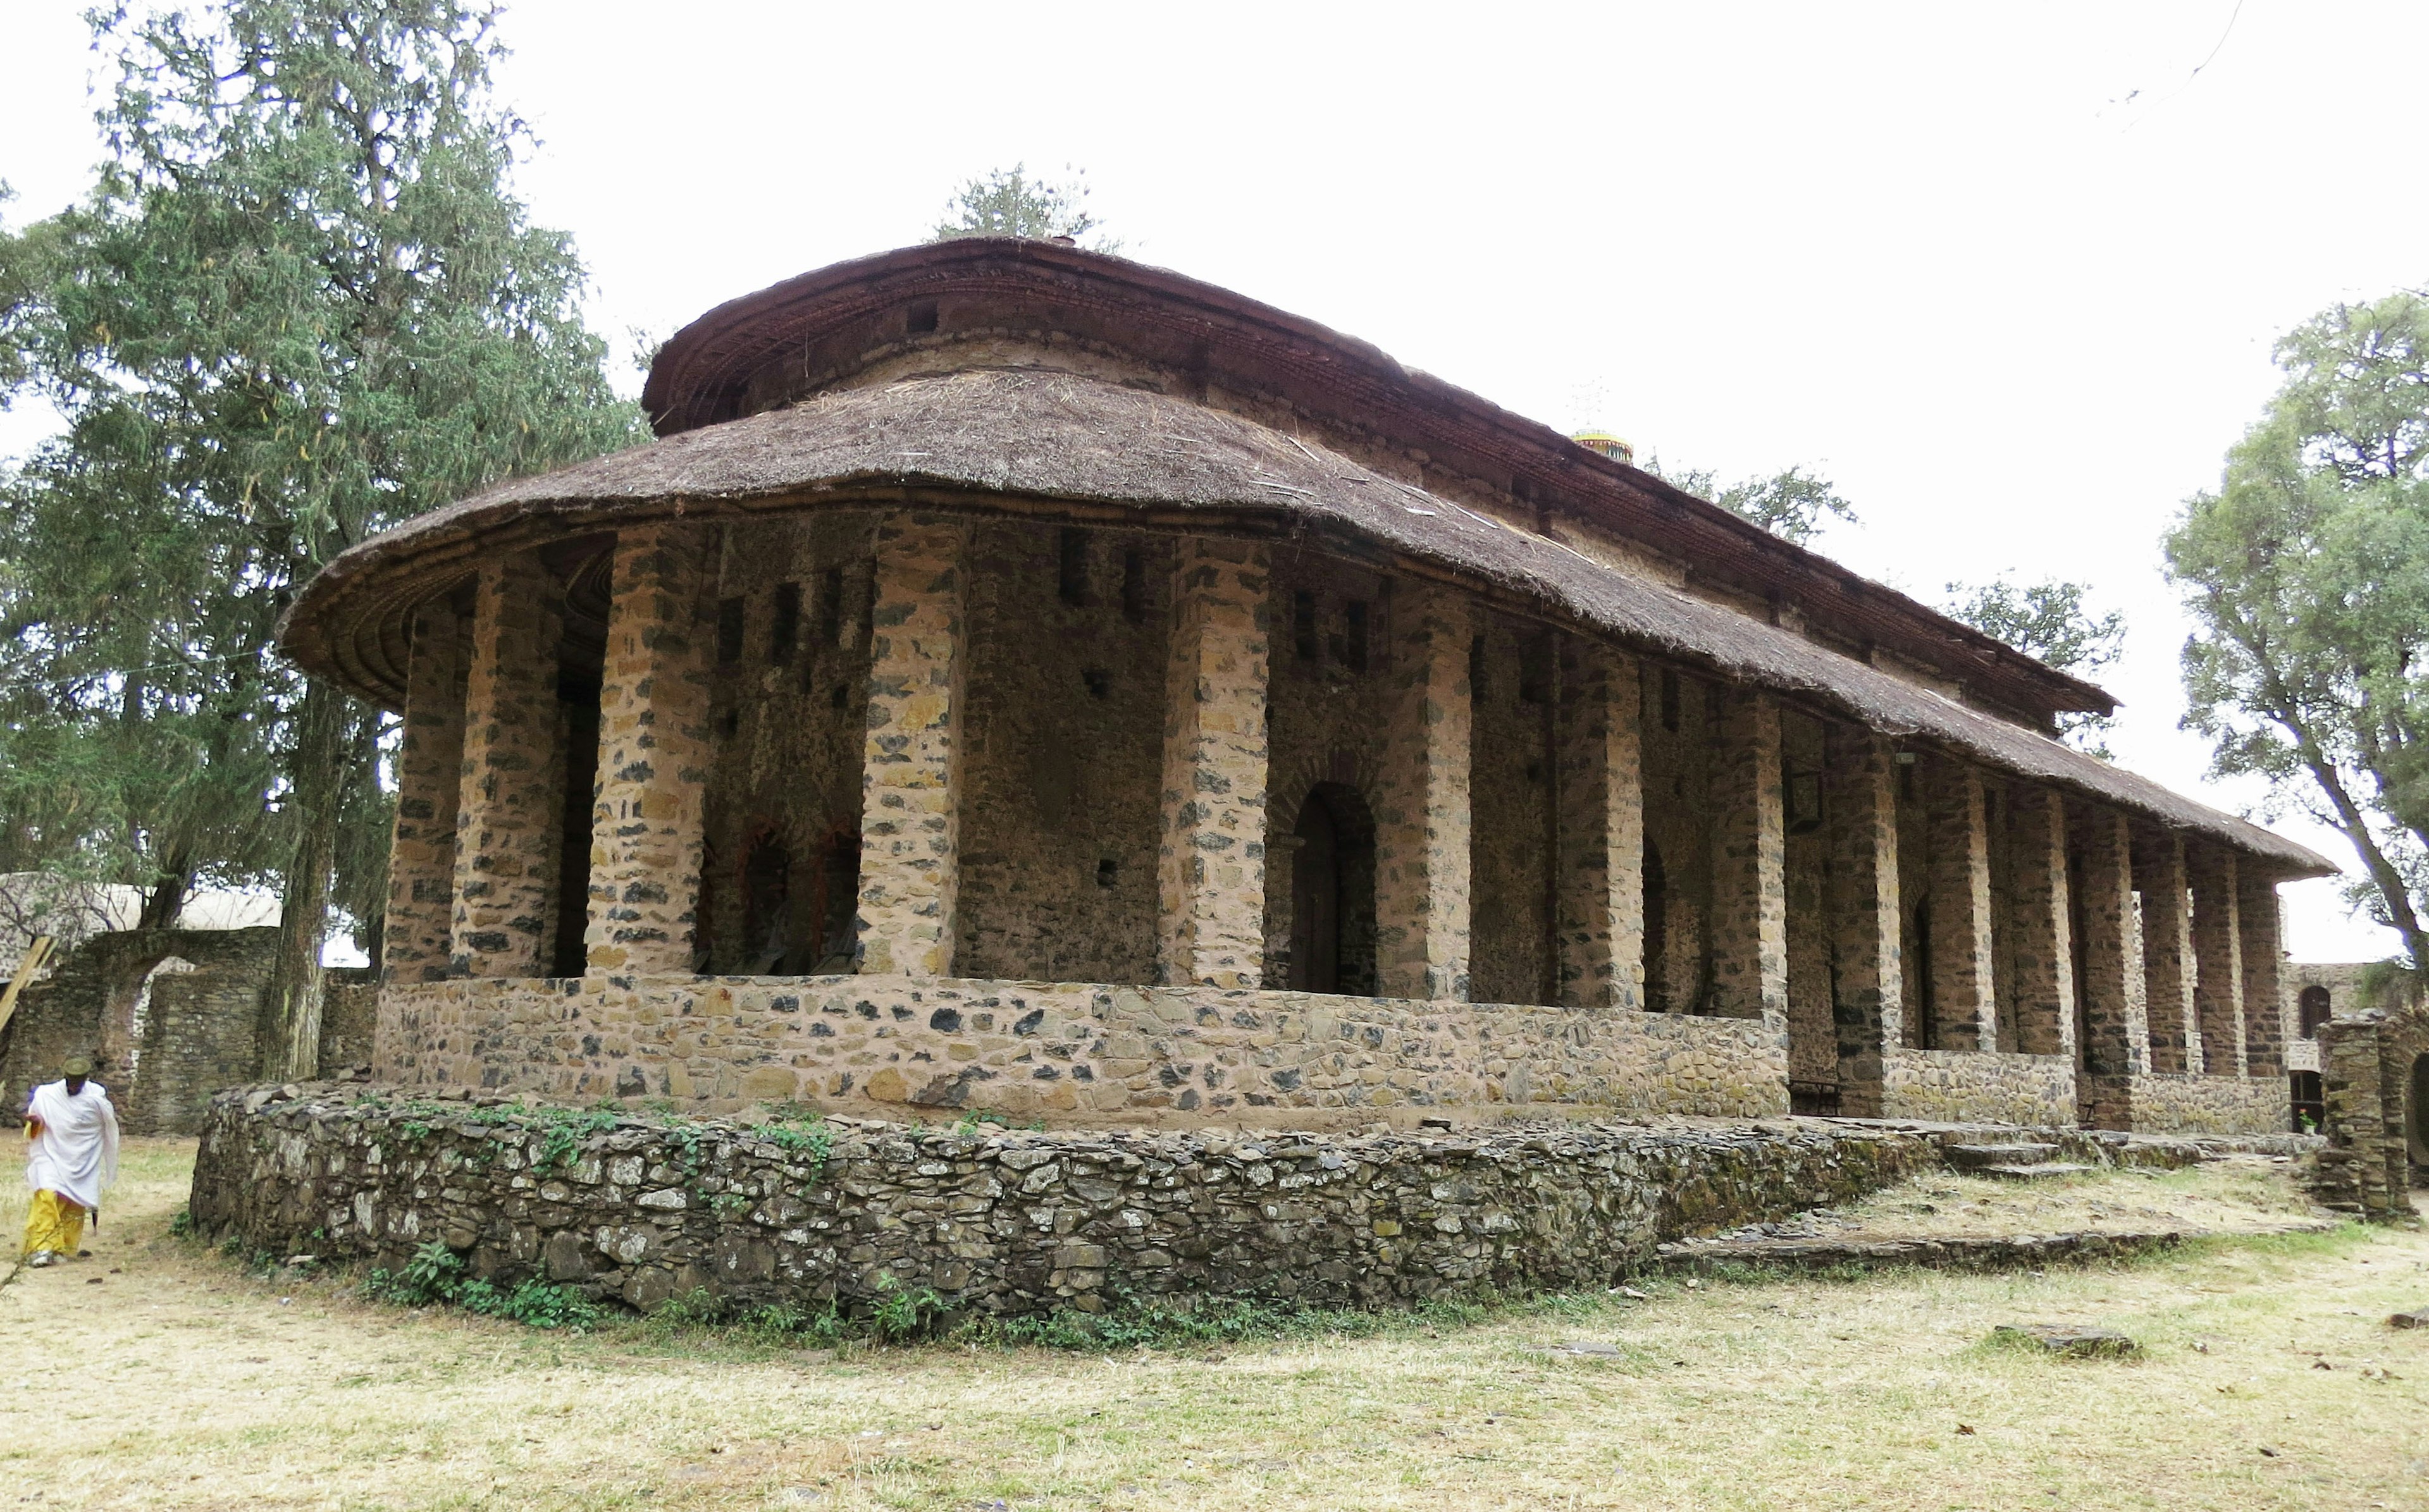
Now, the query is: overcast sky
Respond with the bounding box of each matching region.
[3,0,2420,961]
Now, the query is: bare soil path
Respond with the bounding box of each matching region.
[3,1138,2426,1510]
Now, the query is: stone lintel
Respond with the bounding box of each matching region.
[1374,582,1473,1001]
[585,524,715,976]
[1825,725,1901,1115]
[1554,642,1645,1009]
[856,516,970,979]
[450,553,565,978]
[1156,539,1271,990]
[385,596,466,985]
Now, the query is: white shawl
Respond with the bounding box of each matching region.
[25,1079,120,1213]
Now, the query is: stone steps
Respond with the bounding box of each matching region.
[1657,1220,2336,1275]
[1946,1141,2061,1172]
[1977,1161,2102,1181]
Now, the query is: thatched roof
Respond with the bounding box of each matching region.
[636,239,2115,727]
[281,366,2331,875]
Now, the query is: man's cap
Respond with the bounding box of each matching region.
[59,1054,92,1078]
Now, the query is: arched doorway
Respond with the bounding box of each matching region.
[1643,839,1669,1012]
[1288,782,1376,995]
[2299,985,2332,1039]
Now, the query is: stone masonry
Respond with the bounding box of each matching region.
[586,523,717,976]
[189,1083,1930,1317]
[1373,583,1473,1002]
[450,553,565,978]
[1156,540,1271,990]
[856,516,970,978]
[1709,689,1786,1021]
[384,597,465,984]
[1553,643,1645,1010]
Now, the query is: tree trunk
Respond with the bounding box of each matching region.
[261,680,350,1080]
[137,850,194,931]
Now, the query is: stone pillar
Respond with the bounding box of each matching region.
[1554,644,1645,1009]
[1156,539,1271,990]
[2238,868,2289,1076]
[584,524,715,976]
[2188,844,2247,1076]
[2005,786,2076,1060]
[2137,832,2202,1075]
[1826,725,1901,1117]
[1374,582,1473,1001]
[1923,755,1998,1052]
[855,516,970,979]
[383,596,466,983]
[1710,687,1787,1021]
[450,552,565,978]
[2076,807,2149,1086]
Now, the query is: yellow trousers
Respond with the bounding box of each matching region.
[20,1189,85,1257]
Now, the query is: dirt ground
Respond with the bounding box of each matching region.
[3,1138,2426,1511]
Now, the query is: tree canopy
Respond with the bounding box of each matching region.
[1940,576,2126,754]
[2166,288,2429,967]
[930,164,1119,251]
[0,0,641,1066]
[1645,457,1859,546]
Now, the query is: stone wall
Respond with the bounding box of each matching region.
[374,973,1790,1124]
[0,927,282,1133]
[189,1084,1934,1317]
[2082,1071,2292,1138]
[2310,1004,2428,1220]
[1882,1048,2074,1126]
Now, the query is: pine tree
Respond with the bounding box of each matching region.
[0,0,643,1071]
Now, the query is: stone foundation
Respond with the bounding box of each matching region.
[376,974,1790,1124]
[1882,1048,2074,1126]
[2083,1072,2292,1138]
[189,1083,1936,1317]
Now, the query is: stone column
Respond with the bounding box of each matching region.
[855,516,970,979]
[1374,582,1473,1001]
[2136,832,2202,1074]
[383,596,466,983]
[584,524,715,976]
[1826,725,1901,1117]
[1923,754,1998,1052]
[450,552,566,978]
[2188,844,2247,1076]
[2238,868,2290,1076]
[2005,786,2077,1060]
[1709,687,1787,1021]
[1554,643,1645,1009]
[2076,806,2150,1086]
[1156,539,1271,990]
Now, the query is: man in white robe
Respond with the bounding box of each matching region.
[20,1054,119,1267]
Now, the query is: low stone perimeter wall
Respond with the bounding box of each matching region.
[190,1084,1933,1318]
[1883,1049,2074,1126]
[375,974,1789,1124]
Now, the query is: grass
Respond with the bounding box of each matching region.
[3,1138,2425,1509]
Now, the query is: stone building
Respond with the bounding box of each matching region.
[0,927,375,1134]
[280,239,2333,1136]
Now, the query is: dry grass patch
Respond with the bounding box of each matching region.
[1815,1154,2323,1241]
[3,1140,2426,1509]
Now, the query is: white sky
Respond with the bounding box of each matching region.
[3,0,2420,962]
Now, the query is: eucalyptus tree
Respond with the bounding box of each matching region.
[2167,290,2429,968]
[0,0,641,1071]
[931,164,1120,250]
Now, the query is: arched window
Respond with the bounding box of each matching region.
[2298,985,2332,1040]
[1288,782,1377,995]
